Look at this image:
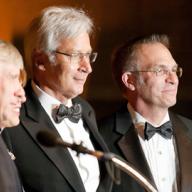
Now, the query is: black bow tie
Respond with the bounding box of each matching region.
[53,103,82,123]
[144,121,173,140]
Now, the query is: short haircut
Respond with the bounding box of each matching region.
[0,40,23,68]
[24,6,94,78]
[112,34,170,92]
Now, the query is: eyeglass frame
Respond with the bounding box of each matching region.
[52,50,98,64]
[128,66,183,78]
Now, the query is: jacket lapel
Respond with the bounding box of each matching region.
[115,106,156,188]
[21,82,86,192]
[73,97,109,152]
[73,97,113,192]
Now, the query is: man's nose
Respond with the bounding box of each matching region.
[15,85,26,103]
[166,70,179,84]
[79,56,93,74]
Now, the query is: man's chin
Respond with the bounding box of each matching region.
[6,119,20,128]
[75,86,84,95]
[166,99,177,108]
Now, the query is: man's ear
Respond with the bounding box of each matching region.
[122,72,135,91]
[32,50,46,71]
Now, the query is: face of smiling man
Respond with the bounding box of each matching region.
[132,42,179,112]
[36,32,93,103]
[0,59,26,128]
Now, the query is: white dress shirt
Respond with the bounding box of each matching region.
[32,82,100,192]
[128,103,177,192]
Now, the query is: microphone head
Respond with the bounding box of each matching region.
[36,130,58,147]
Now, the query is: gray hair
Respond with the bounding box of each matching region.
[112,34,170,92]
[0,40,23,68]
[24,6,94,77]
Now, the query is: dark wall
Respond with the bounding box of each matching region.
[1,0,191,119]
[85,0,192,119]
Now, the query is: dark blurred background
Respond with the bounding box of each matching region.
[1,0,192,120]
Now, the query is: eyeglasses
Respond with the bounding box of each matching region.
[129,67,183,78]
[54,51,98,64]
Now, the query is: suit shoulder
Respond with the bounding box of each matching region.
[170,112,192,137]
[98,110,119,138]
[73,97,93,111]
[98,112,116,126]
[99,103,129,126]
[174,113,192,127]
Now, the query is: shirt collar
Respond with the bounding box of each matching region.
[127,103,170,126]
[0,128,3,134]
[31,81,72,115]
[127,103,170,138]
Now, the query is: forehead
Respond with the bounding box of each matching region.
[0,44,23,66]
[57,32,91,52]
[0,54,23,68]
[0,58,22,74]
[136,43,177,68]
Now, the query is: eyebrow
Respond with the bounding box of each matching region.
[65,48,93,53]
[150,63,178,69]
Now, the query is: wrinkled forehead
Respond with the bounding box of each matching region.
[0,51,23,68]
[136,43,176,68]
[0,41,23,66]
[0,58,21,74]
[0,58,26,87]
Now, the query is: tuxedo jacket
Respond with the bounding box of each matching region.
[99,104,192,192]
[3,82,113,192]
[0,135,22,192]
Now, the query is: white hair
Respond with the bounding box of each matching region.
[24,6,94,77]
[0,40,23,68]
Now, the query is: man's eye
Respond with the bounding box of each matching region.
[155,68,166,76]
[10,75,18,80]
[172,68,177,72]
[71,53,79,57]
[156,68,163,73]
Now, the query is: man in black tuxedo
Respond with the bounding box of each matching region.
[0,40,26,191]
[3,6,113,192]
[99,34,192,192]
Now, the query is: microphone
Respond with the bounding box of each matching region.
[36,130,157,192]
[36,130,112,160]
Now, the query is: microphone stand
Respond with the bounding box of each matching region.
[37,131,157,192]
[55,138,157,192]
[104,153,157,192]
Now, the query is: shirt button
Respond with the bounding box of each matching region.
[161,177,166,182]
[158,151,162,155]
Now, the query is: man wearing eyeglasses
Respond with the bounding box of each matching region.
[3,6,112,192]
[99,34,192,192]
